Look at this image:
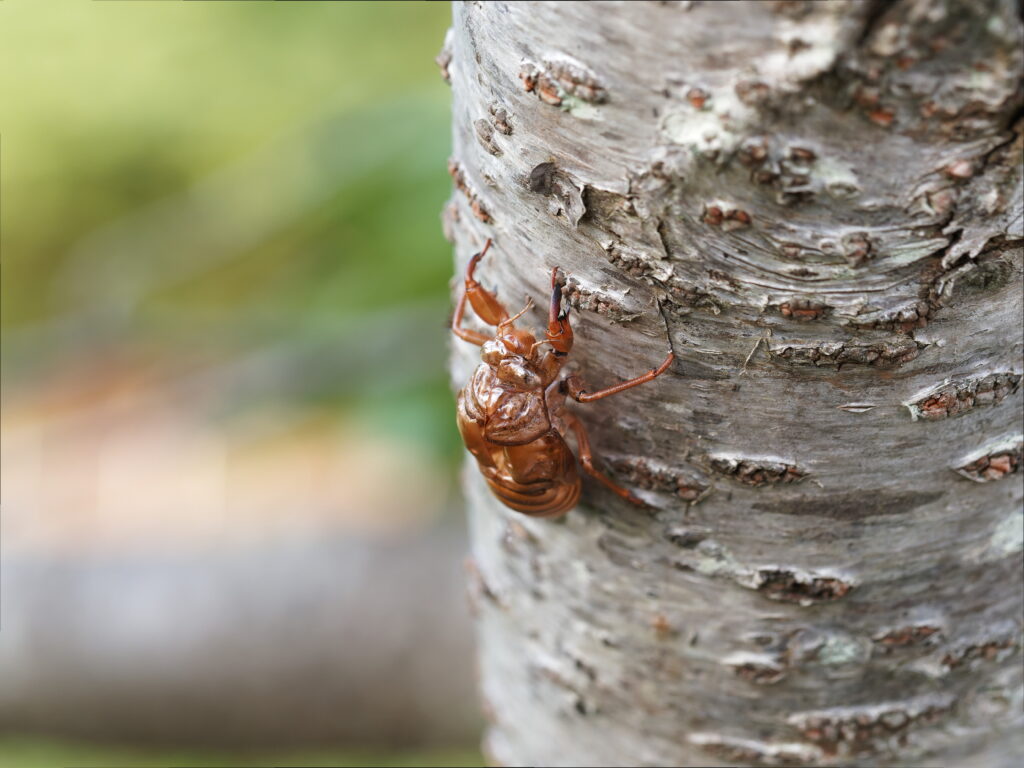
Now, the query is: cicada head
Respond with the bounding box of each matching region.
[481,330,545,390]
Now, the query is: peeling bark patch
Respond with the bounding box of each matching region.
[790,695,954,757]
[528,162,586,226]
[435,27,453,84]
[488,103,512,135]
[841,232,872,266]
[866,106,895,127]
[734,79,772,107]
[769,1,818,20]
[774,337,920,368]
[738,135,769,167]
[545,58,607,103]
[519,62,560,106]
[924,185,957,217]
[941,637,1018,670]
[788,145,817,163]
[651,613,678,639]
[731,660,787,685]
[686,86,709,109]
[944,158,975,180]
[448,158,492,223]
[851,300,930,332]
[955,442,1022,483]
[753,490,942,520]
[474,118,502,156]
[873,625,940,652]
[735,136,845,204]
[756,569,853,604]
[689,734,822,767]
[906,372,1021,420]
[702,202,751,230]
[520,56,607,107]
[561,281,638,323]
[778,299,826,322]
[476,105,513,156]
[710,457,805,487]
[609,456,708,501]
[663,283,722,315]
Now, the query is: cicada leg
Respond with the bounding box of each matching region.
[564,412,644,506]
[452,239,513,346]
[565,351,674,403]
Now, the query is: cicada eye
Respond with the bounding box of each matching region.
[501,329,535,356]
[497,357,541,389]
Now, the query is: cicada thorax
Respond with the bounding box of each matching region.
[460,363,550,445]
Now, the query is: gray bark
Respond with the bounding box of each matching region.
[443,1,1023,766]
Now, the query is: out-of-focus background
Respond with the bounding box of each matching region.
[0,1,482,765]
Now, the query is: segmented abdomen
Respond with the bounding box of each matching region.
[485,470,581,517]
[457,384,580,517]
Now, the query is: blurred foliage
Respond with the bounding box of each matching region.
[0,3,480,758]
[0,736,482,768]
[0,0,462,464]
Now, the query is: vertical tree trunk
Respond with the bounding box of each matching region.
[443,2,1022,765]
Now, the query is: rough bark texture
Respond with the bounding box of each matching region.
[443,2,1023,766]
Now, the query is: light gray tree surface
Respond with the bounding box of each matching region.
[443,1,1023,766]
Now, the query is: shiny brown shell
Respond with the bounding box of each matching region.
[451,240,674,517]
[457,364,580,517]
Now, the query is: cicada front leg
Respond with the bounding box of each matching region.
[452,239,509,346]
[545,267,573,356]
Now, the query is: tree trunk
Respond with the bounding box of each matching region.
[443,2,1023,765]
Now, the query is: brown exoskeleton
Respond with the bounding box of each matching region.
[452,239,674,517]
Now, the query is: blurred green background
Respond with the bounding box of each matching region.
[2,0,462,467]
[1,1,482,766]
